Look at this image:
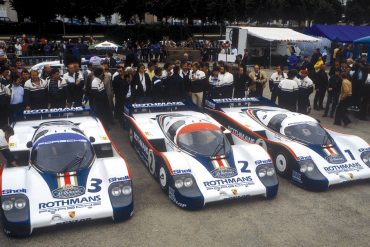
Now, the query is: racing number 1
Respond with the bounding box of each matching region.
[344,150,355,161]
[88,178,102,193]
[239,161,251,173]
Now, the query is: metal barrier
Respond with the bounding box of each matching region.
[18,56,60,66]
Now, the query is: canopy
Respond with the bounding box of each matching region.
[94,41,121,51]
[305,25,370,43]
[353,36,370,44]
[228,26,319,42]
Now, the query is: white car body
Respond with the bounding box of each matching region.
[205,97,370,191]
[124,102,278,209]
[0,108,133,237]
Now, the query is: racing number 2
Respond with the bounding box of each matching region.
[239,161,251,173]
[88,178,102,193]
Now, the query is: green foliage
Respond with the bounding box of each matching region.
[8,0,350,25]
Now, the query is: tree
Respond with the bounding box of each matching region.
[345,0,370,25]
[10,0,57,23]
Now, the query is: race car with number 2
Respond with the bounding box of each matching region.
[0,108,133,237]
[124,101,278,209]
[205,97,370,191]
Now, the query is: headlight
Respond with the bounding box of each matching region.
[2,201,13,211]
[175,179,184,189]
[258,168,267,178]
[14,199,26,209]
[266,167,275,176]
[300,164,308,173]
[111,186,122,197]
[361,151,370,166]
[121,186,132,195]
[184,177,193,187]
[307,162,315,172]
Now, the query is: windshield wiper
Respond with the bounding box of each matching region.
[62,150,87,172]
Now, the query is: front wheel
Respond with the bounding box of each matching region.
[274,153,291,177]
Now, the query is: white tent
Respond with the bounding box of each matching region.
[94,41,121,51]
[226,26,319,67]
[229,26,320,42]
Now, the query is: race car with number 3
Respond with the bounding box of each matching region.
[205,97,370,191]
[0,108,133,237]
[124,101,278,209]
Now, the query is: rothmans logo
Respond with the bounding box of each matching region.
[52,185,85,199]
[211,168,238,179]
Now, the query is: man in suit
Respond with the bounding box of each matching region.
[132,64,152,103]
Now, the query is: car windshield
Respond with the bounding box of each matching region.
[177,129,231,157]
[31,136,94,173]
[284,123,333,145]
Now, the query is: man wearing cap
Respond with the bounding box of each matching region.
[297,69,314,114]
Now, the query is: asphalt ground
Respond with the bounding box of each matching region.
[1,74,370,247]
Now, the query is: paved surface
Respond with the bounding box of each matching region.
[1,80,370,247]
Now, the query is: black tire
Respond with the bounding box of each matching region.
[158,163,170,193]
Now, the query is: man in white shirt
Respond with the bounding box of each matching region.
[269,65,287,104]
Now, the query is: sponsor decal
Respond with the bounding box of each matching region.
[2,188,27,195]
[100,136,108,140]
[37,139,87,146]
[8,143,16,148]
[292,170,302,183]
[348,173,354,179]
[359,147,370,153]
[24,107,84,115]
[228,125,256,143]
[255,159,272,165]
[69,211,76,218]
[324,162,363,174]
[325,155,346,164]
[52,185,85,199]
[132,102,185,108]
[172,169,192,175]
[144,131,152,136]
[56,218,92,225]
[133,132,149,156]
[168,187,187,208]
[297,156,312,161]
[231,189,238,196]
[211,168,238,179]
[213,98,259,103]
[203,176,253,190]
[108,176,130,183]
[39,195,101,212]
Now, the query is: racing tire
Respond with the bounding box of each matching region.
[158,163,170,193]
[274,153,291,177]
[128,127,134,146]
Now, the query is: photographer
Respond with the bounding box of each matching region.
[248,65,267,97]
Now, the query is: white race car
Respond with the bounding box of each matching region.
[205,97,370,191]
[0,108,133,237]
[124,102,278,209]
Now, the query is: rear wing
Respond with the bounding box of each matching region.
[124,101,199,116]
[22,107,91,120]
[205,97,276,110]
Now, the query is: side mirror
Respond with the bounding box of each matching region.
[26,141,33,148]
[89,137,96,143]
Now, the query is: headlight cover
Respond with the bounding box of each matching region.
[256,164,276,178]
[173,174,195,190]
[361,151,370,167]
[14,199,26,210]
[299,160,316,173]
[2,200,13,211]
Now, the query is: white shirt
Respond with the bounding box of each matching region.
[0,129,8,150]
[91,77,105,92]
[9,84,24,105]
[366,74,370,85]
[218,72,234,87]
[192,70,206,80]
[299,76,314,89]
[270,72,287,84]
[24,78,48,91]
[139,73,146,92]
[112,71,119,81]
[278,79,299,92]
[62,72,83,85]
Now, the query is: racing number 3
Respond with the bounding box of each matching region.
[88,178,102,193]
[239,161,251,173]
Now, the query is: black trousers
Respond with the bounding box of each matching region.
[314,87,326,109]
[324,92,339,117]
[358,84,370,119]
[297,96,310,114]
[334,97,351,125]
[270,85,279,104]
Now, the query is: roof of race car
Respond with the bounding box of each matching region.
[132,110,225,140]
[9,116,110,152]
